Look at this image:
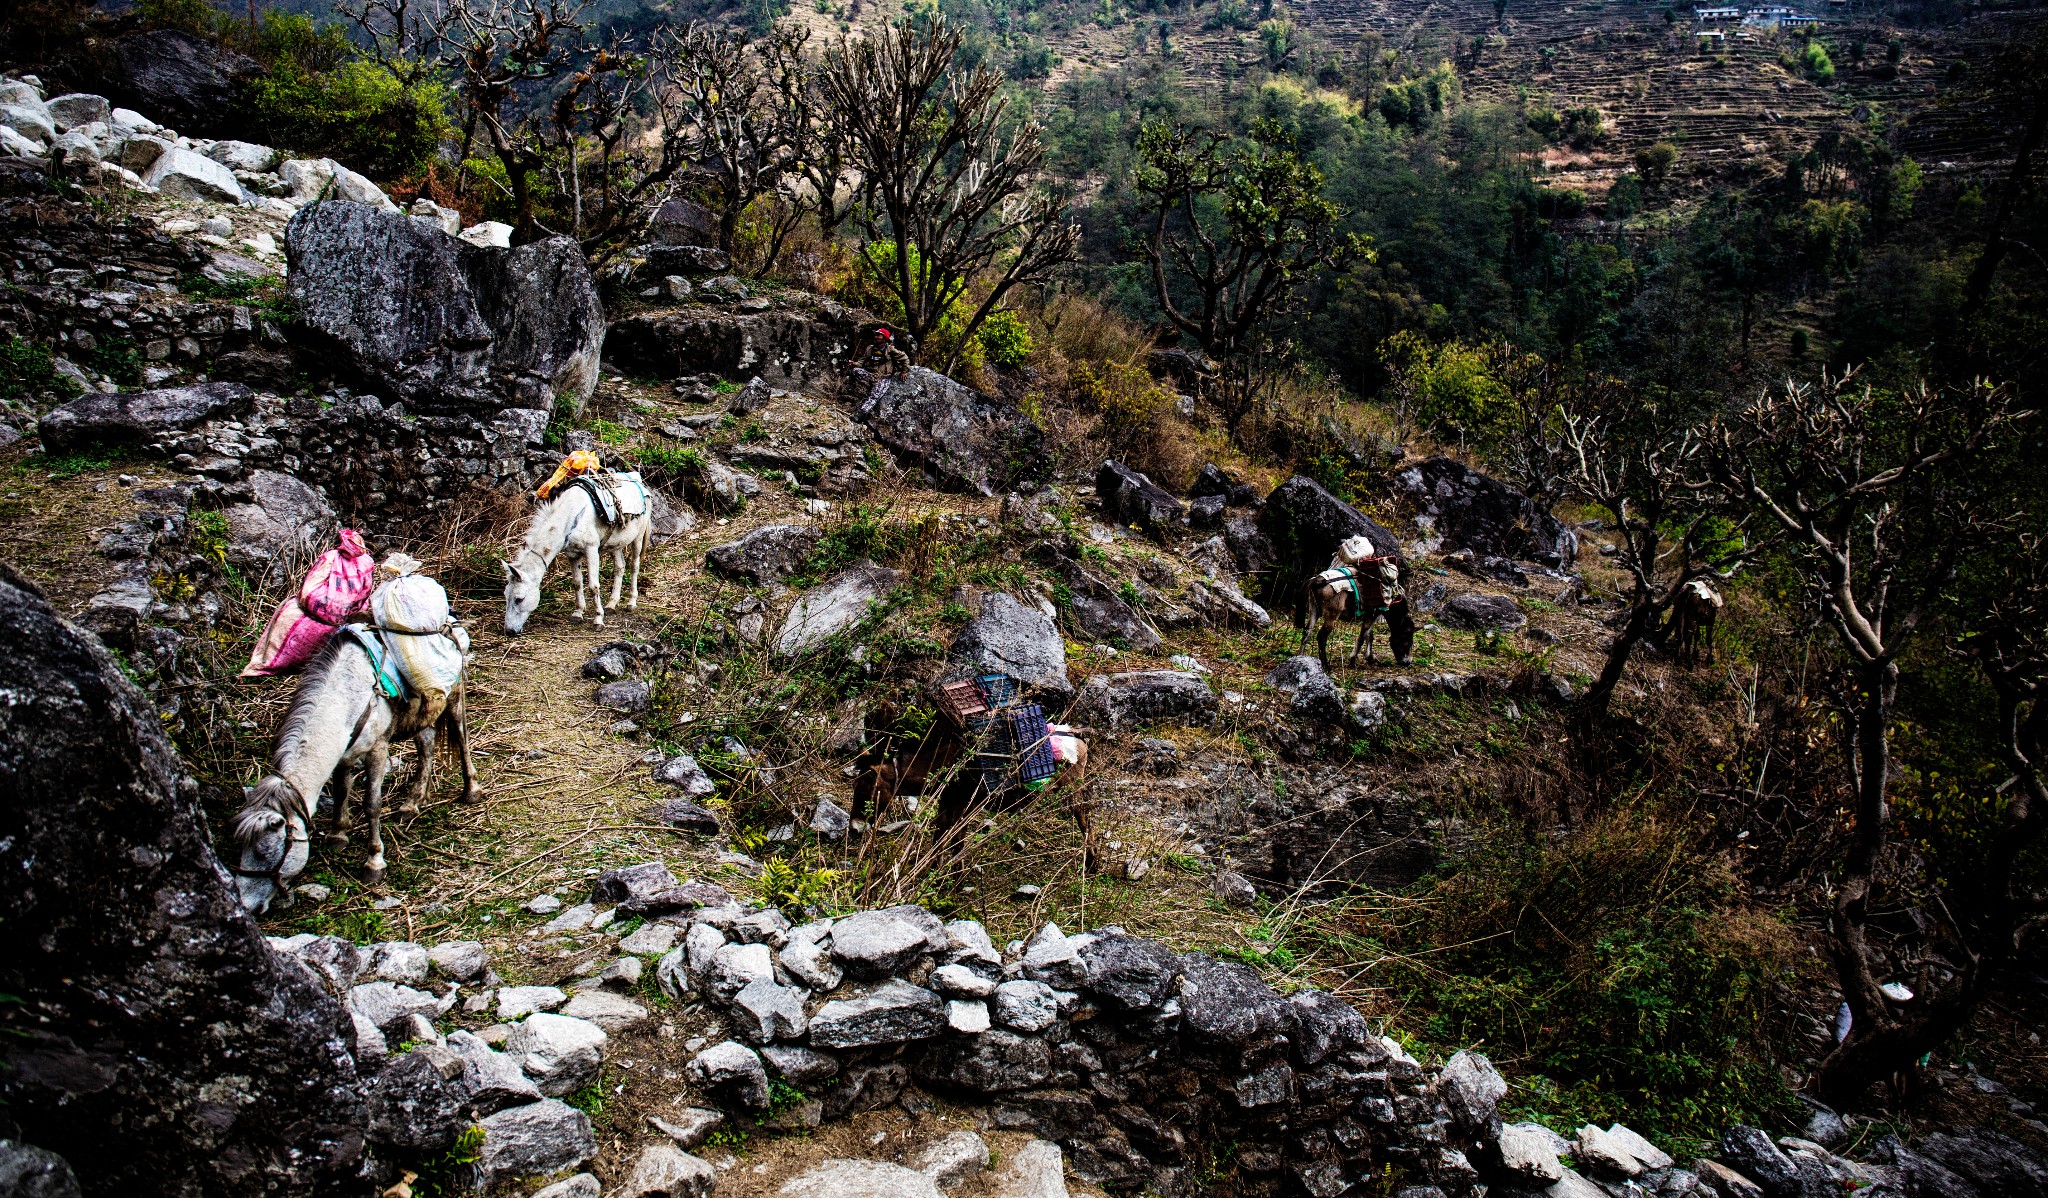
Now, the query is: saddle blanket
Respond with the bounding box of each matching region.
[569,470,650,524]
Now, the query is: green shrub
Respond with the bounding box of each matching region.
[977,309,1036,367]
[240,54,448,180]
[1371,811,1806,1145]
[1,338,72,401]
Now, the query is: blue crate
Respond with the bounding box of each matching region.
[1005,704,1058,785]
[977,673,1020,708]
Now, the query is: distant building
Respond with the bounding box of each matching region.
[1697,5,1740,17]
[1778,13,1821,25]
[1698,28,1728,42]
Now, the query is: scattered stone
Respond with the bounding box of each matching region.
[991,980,1059,1033]
[596,678,653,711]
[560,989,650,1034]
[652,798,722,834]
[915,1131,991,1189]
[1497,1122,1567,1183]
[1266,655,1347,724]
[830,910,930,978]
[1213,871,1258,908]
[931,963,997,998]
[427,941,490,982]
[1720,1126,1801,1197]
[620,923,681,956]
[350,981,441,1037]
[37,381,251,453]
[783,1160,946,1198]
[654,754,718,796]
[811,797,853,840]
[991,1140,1068,1198]
[593,861,680,905]
[780,935,844,990]
[1097,460,1184,535]
[948,592,1073,701]
[368,941,429,986]
[809,980,946,1048]
[476,1099,597,1186]
[294,883,331,903]
[690,1040,771,1109]
[525,894,564,915]
[505,1012,607,1096]
[544,902,599,933]
[582,646,634,680]
[947,999,992,1034]
[730,978,809,1043]
[1692,1159,1765,1198]
[650,1108,725,1150]
[760,1044,841,1086]
[621,1144,718,1198]
[533,1176,602,1198]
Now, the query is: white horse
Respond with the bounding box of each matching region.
[229,635,480,911]
[503,483,651,634]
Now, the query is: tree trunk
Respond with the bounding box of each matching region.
[1960,89,2048,320]
[1583,592,1659,715]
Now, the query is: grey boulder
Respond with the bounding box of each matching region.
[287,200,603,414]
[776,563,902,656]
[948,592,1072,701]
[1266,655,1346,724]
[830,910,931,978]
[592,861,679,905]
[782,1159,945,1198]
[855,366,1042,495]
[690,1040,771,1109]
[1097,460,1183,535]
[1436,592,1527,631]
[622,1145,718,1198]
[706,523,823,582]
[0,1140,81,1198]
[729,978,809,1044]
[1070,670,1218,730]
[37,381,251,453]
[476,1099,597,1186]
[109,29,259,136]
[363,1046,469,1155]
[808,980,945,1048]
[505,1012,607,1096]
[1077,933,1181,1011]
[427,940,490,982]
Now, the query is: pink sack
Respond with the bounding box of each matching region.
[242,529,375,677]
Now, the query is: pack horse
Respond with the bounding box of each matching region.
[504,462,652,634]
[1300,535,1416,671]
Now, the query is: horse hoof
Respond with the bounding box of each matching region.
[324,833,349,852]
[462,787,485,805]
[364,866,386,885]
[593,616,605,627]
[394,803,419,818]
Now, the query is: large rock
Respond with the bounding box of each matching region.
[1256,475,1402,612]
[1719,1126,1802,1197]
[1056,558,1162,651]
[477,1099,598,1186]
[1176,953,1295,1050]
[36,381,251,452]
[1394,456,1578,566]
[286,200,603,414]
[109,29,261,137]
[776,562,902,656]
[1917,1128,2048,1198]
[855,366,1042,496]
[623,1144,718,1198]
[948,592,1071,701]
[0,566,367,1193]
[604,301,865,390]
[1265,655,1346,723]
[809,980,946,1048]
[1070,670,1218,730]
[689,1040,770,1109]
[0,1140,81,1197]
[830,909,931,978]
[783,1160,946,1198]
[1436,592,1526,631]
[363,1046,470,1155]
[706,523,822,582]
[1097,460,1184,535]
[141,144,245,204]
[592,861,679,905]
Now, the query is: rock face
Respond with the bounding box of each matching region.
[855,367,1043,496]
[37,381,252,452]
[1257,475,1402,613]
[222,468,337,584]
[109,29,261,137]
[948,592,1071,701]
[1264,656,1346,724]
[1070,670,1218,730]
[287,200,603,414]
[1394,456,1578,567]
[777,562,903,656]
[477,1099,599,1186]
[605,300,865,390]
[0,567,367,1193]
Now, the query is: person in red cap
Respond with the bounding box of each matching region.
[849,326,911,381]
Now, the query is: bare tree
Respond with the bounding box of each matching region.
[653,23,801,255]
[761,27,860,240]
[819,17,1079,370]
[1134,118,1370,435]
[1710,368,2032,1104]
[1561,391,1754,715]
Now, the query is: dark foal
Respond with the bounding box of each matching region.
[850,719,1098,868]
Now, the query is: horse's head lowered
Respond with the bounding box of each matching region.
[502,557,542,635]
[230,775,310,914]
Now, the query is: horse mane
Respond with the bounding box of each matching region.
[515,486,587,572]
[232,775,297,844]
[270,635,360,777]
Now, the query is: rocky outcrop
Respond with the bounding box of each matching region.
[108,30,262,138]
[605,300,866,390]
[0,566,368,1193]
[1435,592,1526,631]
[855,367,1043,496]
[1096,460,1183,536]
[1257,476,1401,614]
[1071,669,1217,730]
[776,562,904,656]
[707,523,824,583]
[36,381,251,452]
[286,200,603,414]
[1393,456,1577,568]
